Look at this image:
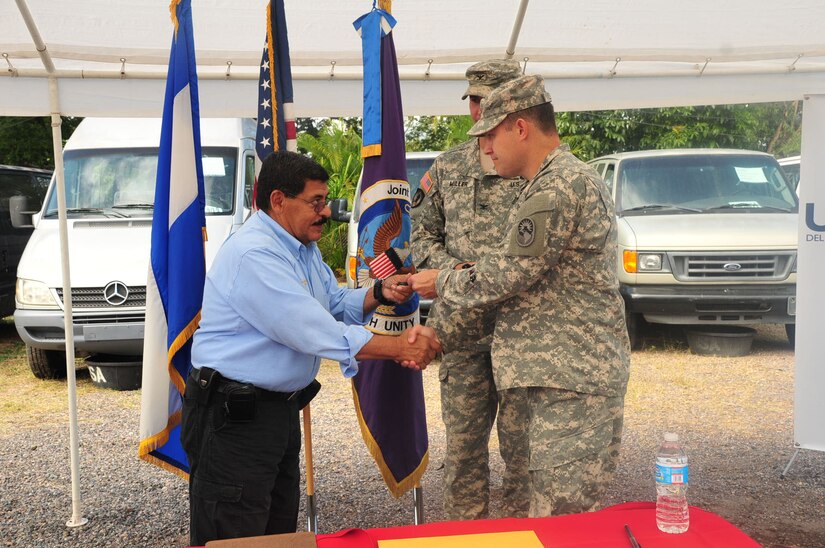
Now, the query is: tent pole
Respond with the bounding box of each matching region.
[504,0,530,59]
[18,0,88,527]
[48,77,87,529]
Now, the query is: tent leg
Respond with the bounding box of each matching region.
[413,485,424,525]
[780,448,801,479]
[46,79,87,530]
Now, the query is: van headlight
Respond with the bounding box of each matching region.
[16,278,59,308]
[638,253,663,271]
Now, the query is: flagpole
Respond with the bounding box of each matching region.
[413,483,424,525]
[302,405,318,533]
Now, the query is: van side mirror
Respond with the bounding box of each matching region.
[9,195,35,228]
[329,197,351,223]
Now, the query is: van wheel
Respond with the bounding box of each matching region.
[785,324,795,348]
[626,312,645,351]
[27,345,68,380]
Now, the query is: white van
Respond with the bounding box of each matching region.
[14,118,257,379]
[589,149,798,350]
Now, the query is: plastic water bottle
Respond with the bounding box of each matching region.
[655,432,689,533]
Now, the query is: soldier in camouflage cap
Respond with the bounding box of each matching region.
[410,59,527,520]
[410,74,630,517]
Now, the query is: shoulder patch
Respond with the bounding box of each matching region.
[420,171,433,194]
[516,218,535,247]
[411,188,425,208]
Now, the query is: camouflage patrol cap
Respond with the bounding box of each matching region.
[462,59,523,100]
[467,74,552,136]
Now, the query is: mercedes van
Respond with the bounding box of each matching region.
[13,118,257,378]
[589,149,798,349]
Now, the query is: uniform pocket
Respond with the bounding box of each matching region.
[529,417,613,471]
[191,476,243,503]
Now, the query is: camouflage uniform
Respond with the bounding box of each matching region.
[410,60,524,520]
[436,75,631,517]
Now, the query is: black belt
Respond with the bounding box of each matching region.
[188,367,301,402]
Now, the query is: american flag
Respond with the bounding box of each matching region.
[256,0,296,163]
[369,248,403,279]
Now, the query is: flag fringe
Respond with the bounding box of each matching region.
[361,144,382,158]
[266,2,280,150]
[169,0,182,37]
[138,410,189,480]
[350,380,429,498]
[167,311,201,394]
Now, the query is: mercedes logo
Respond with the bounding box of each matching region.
[103,281,129,306]
[723,263,743,272]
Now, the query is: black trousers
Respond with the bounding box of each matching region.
[181,373,302,546]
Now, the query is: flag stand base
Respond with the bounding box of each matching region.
[66,517,88,528]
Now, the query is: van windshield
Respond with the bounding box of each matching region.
[617,154,798,215]
[43,147,237,218]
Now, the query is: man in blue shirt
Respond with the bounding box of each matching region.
[182,150,441,545]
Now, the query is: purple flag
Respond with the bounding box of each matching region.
[352,8,428,498]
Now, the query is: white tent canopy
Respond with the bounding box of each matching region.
[3,0,825,529]
[3,0,825,117]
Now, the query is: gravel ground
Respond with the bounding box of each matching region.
[1,323,824,547]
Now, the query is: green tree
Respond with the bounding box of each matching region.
[556,102,802,161]
[405,115,473,152]
[0,116,82,168]
[298,120,363,275]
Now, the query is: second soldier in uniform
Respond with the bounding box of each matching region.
[411,59,527,519]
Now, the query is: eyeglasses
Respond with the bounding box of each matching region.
[287,195,331,214]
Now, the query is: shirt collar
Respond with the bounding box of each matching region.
[256,210,315,260]
[535,142,570,177]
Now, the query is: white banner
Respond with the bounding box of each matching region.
[794,94,825,452]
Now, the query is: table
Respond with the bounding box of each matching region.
[316,502,760,547]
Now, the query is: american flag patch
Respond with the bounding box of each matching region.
[420,171,433,194]
[369,248,403,279]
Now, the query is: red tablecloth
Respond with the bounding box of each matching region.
[316,502,760,547]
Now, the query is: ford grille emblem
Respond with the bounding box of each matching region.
[723,263,742,272]
[103,281,129,306]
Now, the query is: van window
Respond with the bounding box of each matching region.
[407,157,436,196]
[780,162,800,193]
[603,163,615,193]
[617,155,797,214]
[43,147,237,217]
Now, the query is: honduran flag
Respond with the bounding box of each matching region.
[138,0,206,478]
[351,5,429,498]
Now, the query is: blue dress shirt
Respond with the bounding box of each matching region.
[192,210,374,392]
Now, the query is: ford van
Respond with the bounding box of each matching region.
[589,149,798,350]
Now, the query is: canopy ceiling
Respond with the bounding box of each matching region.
[3,0,825,117]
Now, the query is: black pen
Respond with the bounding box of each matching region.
[624,524,641,548]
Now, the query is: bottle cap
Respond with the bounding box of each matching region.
[664,432,679,442]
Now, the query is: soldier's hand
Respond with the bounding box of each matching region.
[383,273,413,303]
[396,326,441,370]
[408,269,440,299]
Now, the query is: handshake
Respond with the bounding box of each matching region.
[396,325,442,370]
